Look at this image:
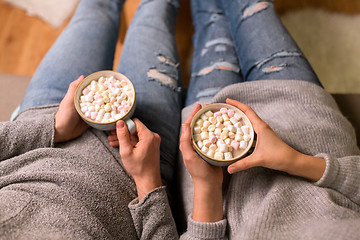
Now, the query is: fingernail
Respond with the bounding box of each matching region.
[117,121,124,128]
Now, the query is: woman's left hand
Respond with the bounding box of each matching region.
[54,75,89,143]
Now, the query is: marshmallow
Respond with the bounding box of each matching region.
[193,134,201,142]
[200,131,209,140]
[235,134,243,142]
[230,117,238,125]
[205,111,213,117]
[207,149,215,158]
[243,134,251,142]
[194,126,201,134]
[228,125,236,133]
[227,110,235,117]
[197,141,204,149]
[229,132,235,139]
[214,128,222,136]
[219,143,228,153]
[209,144,217,150]
[214,152,224,160]
[209,134,217,144]
[196,119,204,126]
[214,111,222,118]
[220,108,228,114]
[208,125,216,132]
[200,114,208,121]
[224,152,233,160]
[203,139,211,147]
[234,113,242,121]
[222,114,230,121]
[208,117,216,124]
[79,76,134,124]
[203,121,210,128]
[201,146,209,154]
[241,125,250,135]
[231,140,240,150]
[193,107,252,161]
[240,141,248,149]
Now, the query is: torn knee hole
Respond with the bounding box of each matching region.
[197,62,240,76]
[243,1,271,19]
[157,54,179,67]
[262,64,287,73]
[147,69,179,90]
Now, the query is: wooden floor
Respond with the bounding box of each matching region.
[1,0,360,85]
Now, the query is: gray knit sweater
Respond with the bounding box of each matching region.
[1,80,359,239]
[179,80,360,239]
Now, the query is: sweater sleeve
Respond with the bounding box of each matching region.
[315,153,360,205]
[0,113,55,161]
[128,186,228,240]
[128,186,179,240]
[180,215,228,240]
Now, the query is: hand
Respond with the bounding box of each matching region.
[54,76,89,143]
[226,98,325,182]
[180,104,223,222]
[180,104,223,188]
[116,118,162,201]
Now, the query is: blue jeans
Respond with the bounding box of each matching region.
[19,0,182,190]
[185,0,322,105]
[18,0,321,187]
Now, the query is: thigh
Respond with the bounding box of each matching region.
[185,0,243,106]
[117,0,182,189]
[216,0,322,86]
[19,0,124,112]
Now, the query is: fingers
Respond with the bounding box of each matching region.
[116,120,132,157]
[108,134,119,147]
[180,104,202,156]
[133,118,154,141]
[179,124,198,161]
[63,75,85,104]
[226,98,265,132]
[184,104,202,125]
[227,155,259,174]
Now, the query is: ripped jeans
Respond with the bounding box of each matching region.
[185,0,322,105]
[18,0,182,189]
[18,0,321,188]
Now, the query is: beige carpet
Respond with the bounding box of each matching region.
[281,9,360,93]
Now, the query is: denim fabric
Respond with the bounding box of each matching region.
[19,0,182,190]
[18,0,322,188]
[185,0,322,106]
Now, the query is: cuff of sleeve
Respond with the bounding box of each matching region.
[314,153,339,187]
[128,186,167,209]
[187,214,227,239]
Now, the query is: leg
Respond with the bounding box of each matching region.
[19,0,125,111]
[185,0,243,106]
[216,0,322,86]
[117,0,182,190]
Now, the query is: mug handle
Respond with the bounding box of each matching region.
[124,118,136,135]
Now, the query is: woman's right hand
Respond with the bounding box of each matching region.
[180,104,224,222]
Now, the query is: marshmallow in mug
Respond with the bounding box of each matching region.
[79,76,134,123]
[193,107,252,160]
